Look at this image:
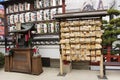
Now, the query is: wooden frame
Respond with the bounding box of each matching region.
[54,10,107,77]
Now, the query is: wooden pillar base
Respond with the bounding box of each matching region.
[63,62,72,73]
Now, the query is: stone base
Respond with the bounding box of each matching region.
[63,63,72,73]
[57,73,66,76]
[72,61,89,70]
[97,75,108,80]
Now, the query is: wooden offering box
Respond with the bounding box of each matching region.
[5,48,43,75]
[9,48,33,73]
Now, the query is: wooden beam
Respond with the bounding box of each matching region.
[54,10,108,19]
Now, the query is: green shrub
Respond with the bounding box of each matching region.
[107,9,120,16]
[111,50,120,55]
[0,52,4,68]
[102,20,108,24]
[110,18,120,27]
[102,49,107,55]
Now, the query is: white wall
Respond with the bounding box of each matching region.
[0,46,5,54]
[38,45,60,59]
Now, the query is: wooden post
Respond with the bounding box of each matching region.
[62,0,65,13]
[100,54,104,78]
[16,33,18,48]
[32,56,43,75]
[28,30,31,48]
[5,55,10,71]
[60,54,63,75]
[118,56,120,62]
[107,46,111,62]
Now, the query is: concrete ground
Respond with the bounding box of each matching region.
[0,67,120,80]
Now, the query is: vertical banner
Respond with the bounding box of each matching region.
[0,5,4,18]
[0,4,4,40]
[0,26,4,35]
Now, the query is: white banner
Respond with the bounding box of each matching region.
[66,0,118,12]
